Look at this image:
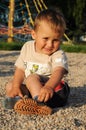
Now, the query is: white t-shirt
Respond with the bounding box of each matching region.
[15,40,68,77]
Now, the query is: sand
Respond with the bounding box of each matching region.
[0,51,86,130]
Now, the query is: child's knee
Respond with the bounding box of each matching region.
[26,74,40,83]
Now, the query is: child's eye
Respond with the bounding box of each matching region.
[53,39,61,42]
[43,37,48,41]
[44,37,48,39]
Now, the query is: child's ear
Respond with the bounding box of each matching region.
[31,30,36,39]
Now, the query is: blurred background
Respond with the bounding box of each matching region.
[0,0,86,44]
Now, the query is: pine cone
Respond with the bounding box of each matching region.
[14,97,52,115]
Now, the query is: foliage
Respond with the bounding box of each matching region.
[0,41,86,53]
[61,43,86,53]
[44,0,86,40]
[0,41,24,50]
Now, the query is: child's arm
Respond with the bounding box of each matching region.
[38,67,66,102]
[45,67,66,89]
[8,67,25,97]
[13,67,25,87]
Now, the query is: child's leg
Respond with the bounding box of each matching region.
[46,81,70,108]
[25,74,43,99]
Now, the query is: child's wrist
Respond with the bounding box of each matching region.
[13,83,20,88]
[44,85,54,91]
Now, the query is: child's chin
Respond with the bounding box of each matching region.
[43,51,53,55]
[43,49,55,55]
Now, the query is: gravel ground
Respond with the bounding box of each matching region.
[0,51,86,130]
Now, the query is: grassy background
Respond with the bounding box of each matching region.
[61,44,86,53]
[0,41,86,53]
[0,41,23,50]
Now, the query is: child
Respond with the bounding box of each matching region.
[5,8,70,110]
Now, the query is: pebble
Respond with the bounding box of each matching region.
[0,51,86,130]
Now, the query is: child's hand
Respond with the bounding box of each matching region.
[7,86,23,98]
[38,86,54,102]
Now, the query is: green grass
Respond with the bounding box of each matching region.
[61,44,86,53]
[0,41,24,50]
[0,41,86,53]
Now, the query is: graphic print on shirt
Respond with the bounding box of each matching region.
[24,61,51,77]
[30,64,39,73]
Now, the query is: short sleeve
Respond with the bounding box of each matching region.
[51,50,68,72]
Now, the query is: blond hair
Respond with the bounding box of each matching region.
[34,9,66,33]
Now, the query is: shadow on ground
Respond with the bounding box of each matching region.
[0,51,19,77]
[0,51,19,58]
[68,85,86,107]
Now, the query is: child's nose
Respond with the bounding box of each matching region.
[47,41,53,48]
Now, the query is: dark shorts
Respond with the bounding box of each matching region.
[21,81,70,108]
[46,81,70,108]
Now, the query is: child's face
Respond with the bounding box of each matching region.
[31,21,64,55]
